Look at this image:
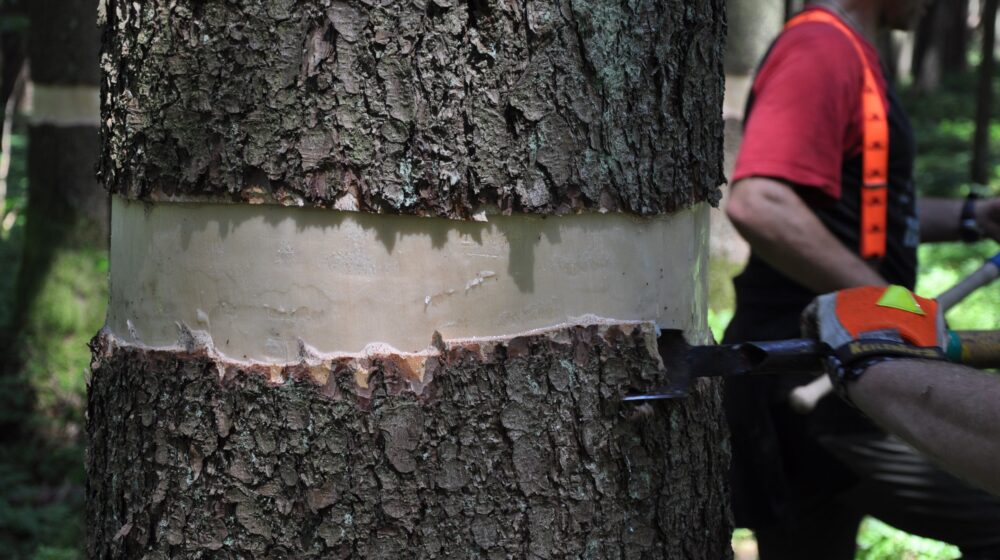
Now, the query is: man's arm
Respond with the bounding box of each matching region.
[919,198,963,242]
[920,196,1000,242]
[847,360,1000,496]
[726,177,887,292]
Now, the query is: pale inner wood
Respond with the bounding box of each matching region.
[107,196,709,362]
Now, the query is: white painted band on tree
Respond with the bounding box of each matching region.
[106,196,710,362]
[28,84,100,126]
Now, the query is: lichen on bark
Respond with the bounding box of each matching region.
[100,0,725,218]
[87,323,732,558]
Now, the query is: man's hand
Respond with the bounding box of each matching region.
[976,196,1000,242]
[919,196,1000,243]
[802,285,947,396]
[804,288,1000,496]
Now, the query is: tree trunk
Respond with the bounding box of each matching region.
[89,1,732,558]
[784,0,803,21]
[0,1,27,208]
[725,0,783,76]
[912,0,969,91]
[11,0,105,343]
[717,0,784,264]
[972,0,998,185]
[0,0,104,441]
[0,2,27,316]
[876,29,900,85]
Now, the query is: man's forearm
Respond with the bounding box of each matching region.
[727,178,886,292]
[848,360,1000,495]
[918,197,962,242]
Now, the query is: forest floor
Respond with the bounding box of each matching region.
[0,72,997,558]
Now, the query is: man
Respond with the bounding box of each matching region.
[804,285,1000,497]
[724,0,1000,557]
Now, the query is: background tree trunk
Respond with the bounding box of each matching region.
[972,0,998,185]
[89,1,732,558]
[10,0,105,344]
[784,0,803,21]
[0,0,29,429]
[0,0,27,208]
[912,0,970,91]
[715,0,784,265]
[0,0,104,439]
[725,0,784,76]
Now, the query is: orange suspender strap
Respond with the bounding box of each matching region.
[784,11,889,260]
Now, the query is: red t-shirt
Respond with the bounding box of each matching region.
[732,6,889,200]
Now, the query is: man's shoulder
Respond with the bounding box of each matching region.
[779,18,858,46]
[766,21,865,75]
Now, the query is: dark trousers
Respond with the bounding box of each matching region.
[752,434,1000,559]
[724,305,1000,559]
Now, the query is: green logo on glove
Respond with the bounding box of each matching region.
[875,285,925,316]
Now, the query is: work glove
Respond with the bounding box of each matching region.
[801,285,947,398]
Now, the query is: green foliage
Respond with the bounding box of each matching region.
[731,520,962,560]
[918,242,1000,329]
[0,131,27,326]
[708,256,740,341]
[21,247,108,429]
[32,548,83,560]
[856,518,960,560]
[0,15,28,33]
[901,71,1000,197]
[0,441,85,559]
[0,128,91,558]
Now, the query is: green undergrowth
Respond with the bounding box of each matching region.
[918,241,1000,329]
[708,256,740,341]
[20,247,108,434]
[0,125,97,559]
[855,518,960,560]
[0,441,85,560]
[0,131,26,326]
[733,519,962,560]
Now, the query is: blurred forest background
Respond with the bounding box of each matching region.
[0,0,996,558]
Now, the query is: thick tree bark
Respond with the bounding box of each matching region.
[89,324,731,558]
[972,0,998,185]
[90,1,733,558]
[100,1,724,215]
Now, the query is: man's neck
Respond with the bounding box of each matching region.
[810,0,880,41]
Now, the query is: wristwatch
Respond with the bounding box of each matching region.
[824,338,946,403]
[960,193,983,243]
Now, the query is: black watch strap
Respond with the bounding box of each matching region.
[824,339,946,402]
[960,193,983,243]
